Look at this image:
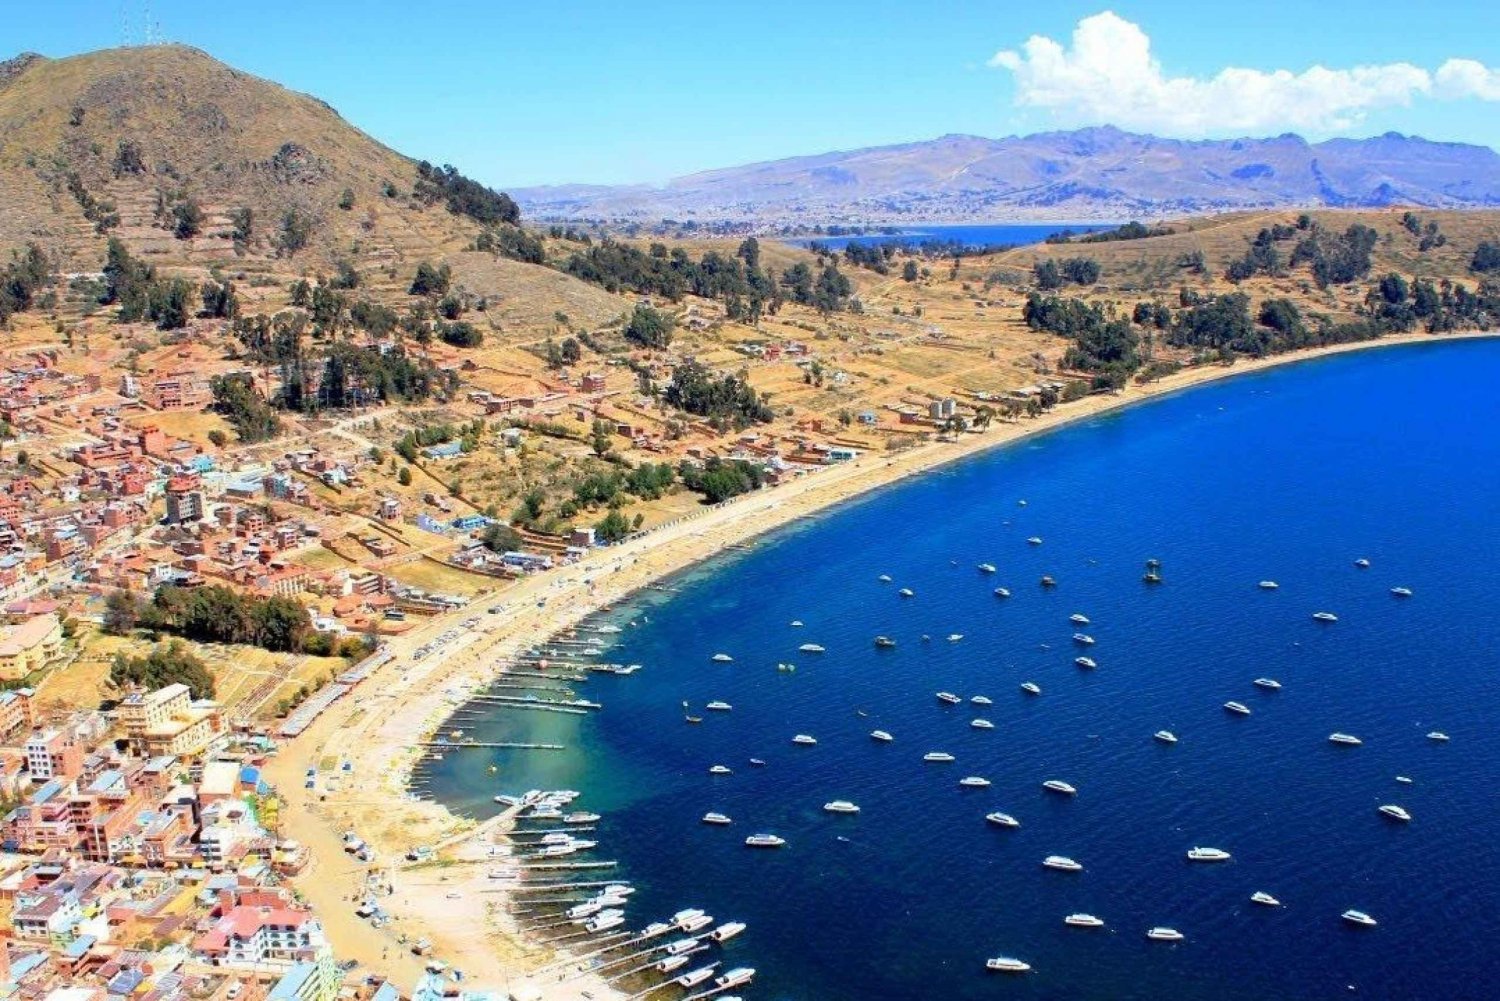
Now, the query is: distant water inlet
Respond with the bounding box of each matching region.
[781,221,1109,251]
[425,338,1500,1001]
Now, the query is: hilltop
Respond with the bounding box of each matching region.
[514,127,1500,223]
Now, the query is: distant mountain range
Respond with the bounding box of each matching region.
[513,127,1500,223]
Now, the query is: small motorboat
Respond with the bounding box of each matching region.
[978,563,997,574]
[986,957,1031,974]
[1072,633,1096,646]
[993,587,1012,598]
[1427,731,1450,742]
[959,776,991,788]
[748,758,766,767]
[1074,656,1097,669]
[923,752,955,763]
[1039,575,1057,588]
[898,588,915,598]
[970,695,993,705]
[702,812,732,825]
[1147,927,1184,942]
[1224,701,1251,716]
[791,734,818,746]
[874,636,897,648]
[706,701,733,711]
[799,643,825,653]
[1069,613,1091,625]
[1258,580,1279,590]
[1354,558,1371,568]
[970,719,995,729]
[711,653,734,662]
[1027,537,1043,546]
[936,692,962,705]
[1251,891,1281,907]
[1253,677,1282,690]
[1328,732,1363,746]
[1395,775,1413,784]
[1020,682,1041,695]
[870,730,894,742]
[710,921,745,943]
[1342,909,1377,928]
[1154,730,1178,744]
[1186,847,1231,862]
[823,800,860,814]
[684,716,703,724]
[1390,586,1413,597]
[986,812,1020,828]
[709,765,732,775]
[1065,913,1105,928]
[1042,780,1077,795]
[878,574,892,582]
[1378,804,1412,822]
[1042,855,1083,872]
[790,620,803,627]
[1312,611,1339,623]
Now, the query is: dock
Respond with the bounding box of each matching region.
[416,740,565,750]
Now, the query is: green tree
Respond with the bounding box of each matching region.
[397,466,413,486]
[623,304,673,348]
[172,199,204,240]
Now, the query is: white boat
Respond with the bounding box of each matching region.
[1069,613,1091,625]
[1395,775,1413,784]
[923,752,955,763]
[711,653,734,662]
[1253,677,1282,690]
[715,967,755,989]
[970,695,992,705]
[1043,855,1083,872]
[986,957,1031,973]
[679,914,713,933]
[709,765,733,775]
[1147,927,1184,942]
[744,834,785,848]
[791,734,818,746]
[1342,909,1377,927]
[1040,575,1057,587]
[1065,913,1105,928]
[1354,558,1371,568]
[1021,682,1041,695]
[874,636,897,648]
[1251,891,1281,907]
[664,936,700,954]
[959,776,991,788]
[970,719,994,730]
[563,812,600,824]
[1378,804,1412,822]
[986,812,1020,828]
[674,967,715,989]
[568,901,602,920]
[710,921,745,943]
[748,758,766,766]
[947,633,963,642]
[586,914,624,933]
[870,730,894,742]
[994,587,1012,598]
[706,701,733,711]
[1074,656,1097,669]
[1224,701,1251,716]
[656,955,690,973]
[1390,586,1413,597]
[1154,730,1178,744]
[898,588,914,598]
[1328,732,1362,746]
[702,812,732,825]
[672,908,706,925]
[1072,633,1096,645]
[1042,780,1077,795]
[1427,731,1450,742]
[790,620,803,627]
[1027,537,1043,546]
[978,563,997,574]
[1258,580,1279,590]
[799,643,825,653]
[1187,847,1231,862]
[936,691,962,705]
[1312,611,1339,622]
[823,800,860,814]
[878,574,892,583]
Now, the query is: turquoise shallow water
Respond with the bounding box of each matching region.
[423,338,1500,1000]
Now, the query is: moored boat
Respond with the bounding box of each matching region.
[1075,656,1097,669]
[986,811,1020,828]
[702,812,732,825]
[709,765,732,775]
[970,695,993,705]
[1251,891,1281,907]
[711,653,734,662]
[870,730,894,742]
[1328,732,1362,746]
[874,636,897,648]
[970,719,994,729]
[799,643,825,653]
[1154,730,1178,744]
[1021,681,1041,695]
[706,701,733,711]
[1147,927,1184,942]
[994,587,1012,598]
[1070,613,1091,625]
[923,752,955,763]
[1342,909,1377,927]
[1065,913,1105,928]
[744,834,785,848]
[1043,855,1083,872]
[959,776,991,788]
[1186,847,1231,862]
[1253,677,1282,690]
[1224,701,1251,716]
[1378,804,1412,822]
[978,563,997,574]
[1427,731,1450,742]
[1042,779,1077,795]
[1312,611,1338,622]
[1072,633,1096,645]
[1258,580,1279,590]
[791,734,818,746]
[986,957,1032,973]
[898,588,915,598]
[1390,586,1413,597]
[936,691,962,705]
[710,921,745,942]
[823,800,860,814]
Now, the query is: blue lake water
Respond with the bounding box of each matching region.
[782,223,1108,251]
[423,338,1500,1000]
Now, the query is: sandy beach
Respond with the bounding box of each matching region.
[260,330,1493,1000]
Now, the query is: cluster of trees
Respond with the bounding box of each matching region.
[409,261,452,297]
[623,304,674,348]
[101,239,194,329]
[110,640,215,699]
[567,238,785,320]
[414,161,521,226]
[780,260,855,313]
[394,421,480,462]
[1225,225,1299,282]
[438,320,483,348]
[1034,257,1100,290]
[1289,222,1379,286]
[839,242,899,274]
[1472,242,1500,275]
[1048,221,1174,244]
[1401,212,1447,252]
[209,374,282,442]
[107,585,318,654]
[678,456,764,503]
[662,360,774,429]
[1022,294,1139,388]
[0,244,52,325]
[474,224,545,264]
[65,172,119,233]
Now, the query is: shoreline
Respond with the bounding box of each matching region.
[260,329,1496,999]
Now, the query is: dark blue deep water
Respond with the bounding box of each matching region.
[426,339,1500,1000]
[783,223,1108,251]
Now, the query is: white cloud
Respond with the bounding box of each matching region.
[988,11,1497,136]
[1436,59,1500,101]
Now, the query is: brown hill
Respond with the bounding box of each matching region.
[0,44,622,329]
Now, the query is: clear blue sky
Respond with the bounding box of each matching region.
[9,1,1500,188]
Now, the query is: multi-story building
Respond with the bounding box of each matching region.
[117,684,224,758]
[193,906,328,966]
[25,730,83,784]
